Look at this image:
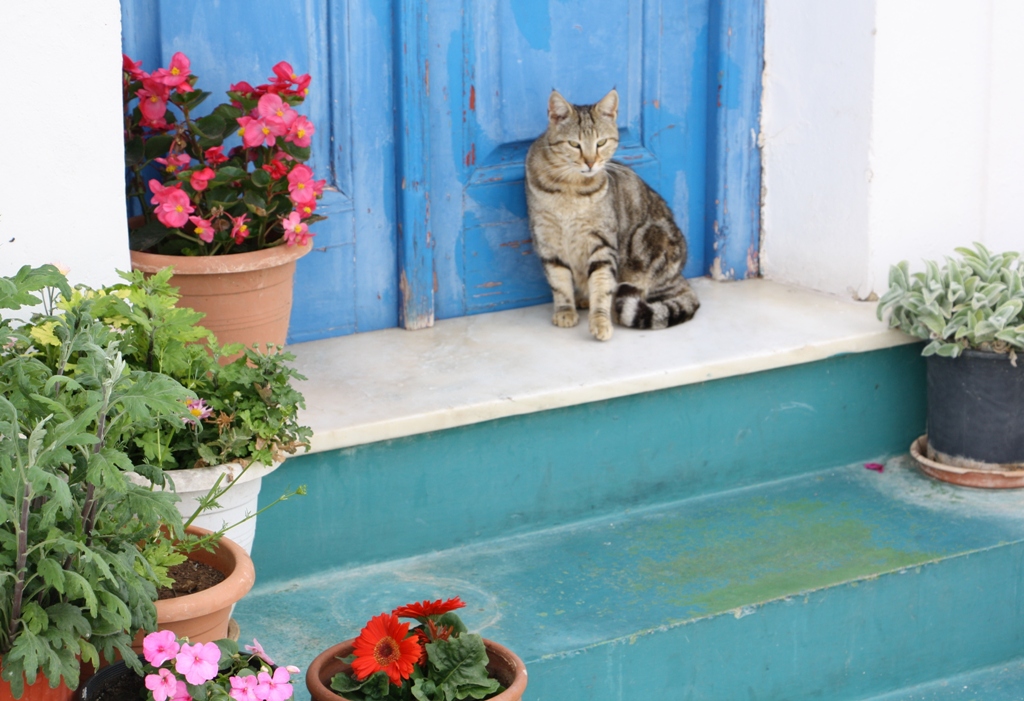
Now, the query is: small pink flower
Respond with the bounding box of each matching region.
[284,116,314,148]
[281,212,311,247]
[186,398,213,422]
[175,642,221,685]
[286,165,315,205]
[231,214,251,245]
[864,462,885,473]
[155,154,191,174]
[255,668,293,701]
[229,675,259,701]
[149,179,183,206]
[154,189,194,228]
[269,61,299,86]
[188,216,215,244]
[123,54,145,81]
[189,167,216,192]
[237,116,271,148]
[296,200,316,219]
[153,52,193,93]
[143,630,180,667]
[137,88,168,127]
[244,639,275,666]
[171,681,191,701]
[205,146,228,166]
[145,669,179,701]
[257,94,297,135]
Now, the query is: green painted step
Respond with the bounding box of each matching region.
[866,659,1024,700]
[235,456,1024,701]
[252,345,926,582]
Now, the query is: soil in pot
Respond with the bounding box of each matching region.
[157,560,226,599]
[73,662,143,701]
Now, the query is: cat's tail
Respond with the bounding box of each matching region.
[613,277,699,329]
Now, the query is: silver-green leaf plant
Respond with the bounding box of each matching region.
[877,243,1024,362]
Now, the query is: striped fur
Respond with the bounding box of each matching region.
[525,89,699,341]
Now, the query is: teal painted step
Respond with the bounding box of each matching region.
[866,659,1024,700]
[253,345,926,582]
[235,457,1024,701]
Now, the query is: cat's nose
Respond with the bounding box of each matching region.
[584,158,595,169]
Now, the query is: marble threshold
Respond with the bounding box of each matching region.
[286,278,917,455]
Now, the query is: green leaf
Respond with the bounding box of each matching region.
[194,114,227,139]
[425,635,500,701]
[144,134,176,161]
[129,218,173,252]
[125,136,146,168]
[37,557,67,595]
[250,169,272,188]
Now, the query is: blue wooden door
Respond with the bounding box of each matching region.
[122,1,762,340]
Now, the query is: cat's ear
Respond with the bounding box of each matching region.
[548,90,573,124]
[596,89,619,120]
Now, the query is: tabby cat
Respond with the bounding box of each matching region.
[525,89,699,341]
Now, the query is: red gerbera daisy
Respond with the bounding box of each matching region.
[351,613,422,685]
[392,597,466,619]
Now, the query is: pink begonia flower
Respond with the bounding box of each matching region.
[229,675,259,701]
[137,88,168,126]
[149,179,183,206]
[190,167,216,192]
[205,146,228,166]
[231,214,251,244]
[255,668,293,701]
[141,75,171,101]
[296,200,316,219]
[285,116,314,148]
[281,211,311,247]
[270,61,299,86]
[257,94,297,135]
[153,52,193,93]
[286,165,316,205]
[155,189,194,229]
[244,640,275,666]
[188,216,216,244]
[123,54,145,81]
[175,642,221,685]
[143,630,180,667]
[312,179,326,197]
[145,669,179,701]
[237,116,271,149]
[155,154,191,173]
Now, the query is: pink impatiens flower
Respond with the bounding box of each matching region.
[143,630,180,667]
[171,681,191,701]
[188,216,215,244]
[255,668,293,701]
[285,116,314,148]
[175,642,221,685]
[229,675,259,701]
[189,167,216,192]
[244,639,275,666]
[281,212,311,247]
[154,189,194,229]
[145,669,179,701]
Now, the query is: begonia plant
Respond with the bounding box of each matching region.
[122,52,326,255]
[330,597,505,701]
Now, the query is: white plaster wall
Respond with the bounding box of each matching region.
[759,0,877,298]
[0,2,129,289]
[763,0,1024,300]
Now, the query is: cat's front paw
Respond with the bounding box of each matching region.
[552,308,580,328]
[589,314,614,341]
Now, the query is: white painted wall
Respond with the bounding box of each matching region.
[0,2,129,289]
[762,0,1024,300]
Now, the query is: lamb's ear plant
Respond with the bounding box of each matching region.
[877,242,1024,362]
[0,266,191,698]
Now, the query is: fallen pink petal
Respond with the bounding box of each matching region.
[864,462,885,473]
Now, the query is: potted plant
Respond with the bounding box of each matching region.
[877,242,1024,487]
[305,597,527,701]
[77,631,298,701]
[52,268,312,553]
[121,52,327,348]
[0,265,194,700]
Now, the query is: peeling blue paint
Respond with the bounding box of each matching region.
[511,0,553,51]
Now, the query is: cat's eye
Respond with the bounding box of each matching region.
[597,139,608,147]
[568,141,581,149]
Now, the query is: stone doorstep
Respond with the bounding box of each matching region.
[286,278,916,454]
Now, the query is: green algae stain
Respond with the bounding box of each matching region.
[625,498,941,617]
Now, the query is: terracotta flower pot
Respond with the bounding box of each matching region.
[130,244,311,349]
[131,526,255,653]
[305,638,527,701]
[0,669,75,701]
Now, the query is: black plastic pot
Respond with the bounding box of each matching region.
[74,662,144,701]
[927,349,1024,468]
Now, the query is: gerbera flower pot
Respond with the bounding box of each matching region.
[305,639,527,701]
[131,526,255,653]
[128,461,282,555]
[130,243,311,349]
